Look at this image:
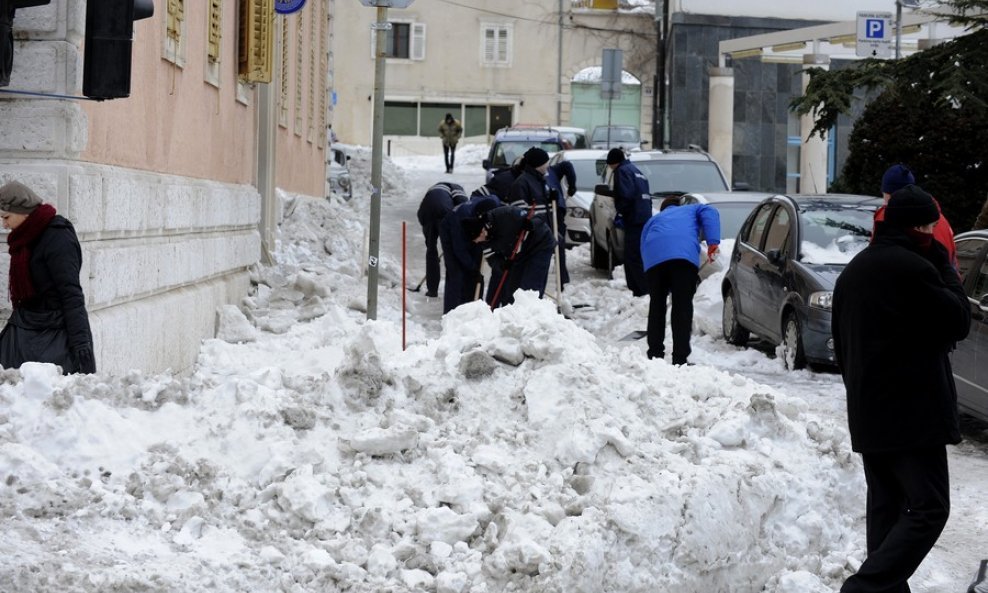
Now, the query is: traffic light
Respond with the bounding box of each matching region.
[0,0,52,87]
[82,0,153,100]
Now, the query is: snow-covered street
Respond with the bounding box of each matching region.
[0,145,985,593]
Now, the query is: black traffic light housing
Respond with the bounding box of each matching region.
[82,0,153,100]
[0,0,52,87]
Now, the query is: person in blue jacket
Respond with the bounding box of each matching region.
[417,182,467,297]
[545,159,577,286]
[439,193,501,313]
[605,148,652,296]
[640,196,721,365]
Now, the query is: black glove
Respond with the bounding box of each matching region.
[521,218,534,231]
[502,257,514,271]
[72,345,97,374]
[567,185,577,198]
[926,240,958,281]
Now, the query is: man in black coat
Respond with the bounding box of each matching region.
[416,182,467,297]
[507,147,553,223]
[832,184,971,593]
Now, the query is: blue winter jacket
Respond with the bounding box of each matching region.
[611,160,652,226]
[545,161,577,210]
[640,203,721,271]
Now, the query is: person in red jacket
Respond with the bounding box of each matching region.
[873,164,958,273]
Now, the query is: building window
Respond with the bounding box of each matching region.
[371,21,425,61]
[205,0,223,86]
[164,0,186,66]
[481,23,511,67]
[279,15,289,127]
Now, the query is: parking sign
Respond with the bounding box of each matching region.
[856,11,893,58]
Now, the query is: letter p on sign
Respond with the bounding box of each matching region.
[866,19,884,39]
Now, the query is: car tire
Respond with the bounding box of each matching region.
[722,288,750,346]
[782,311,807,370]
[590,221,608,270]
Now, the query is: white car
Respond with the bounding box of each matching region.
[327,146,353,201]
[547,149,610,247]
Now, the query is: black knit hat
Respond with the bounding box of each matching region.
[462,216,487,240]
[606,148,625,165]
[885,185,939,228]
[523,147,550,168]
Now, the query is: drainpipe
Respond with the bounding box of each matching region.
[557,0,563,125]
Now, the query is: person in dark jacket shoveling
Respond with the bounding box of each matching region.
[832,184,970,593]
[0,181,96,374]
[462,205,555,307]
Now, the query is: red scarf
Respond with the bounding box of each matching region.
[7,204,57,307]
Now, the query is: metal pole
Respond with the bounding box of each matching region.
[895,0,902,59]
[367,5,388,320]
[557,0,563,125]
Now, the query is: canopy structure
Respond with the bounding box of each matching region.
[706,9,968,191]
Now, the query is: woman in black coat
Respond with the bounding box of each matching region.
[0,181,96,374]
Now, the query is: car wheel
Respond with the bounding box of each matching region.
[722,288,750,346]
[590,221,608,270]
[782,311,807,370]
[606,230,617,278]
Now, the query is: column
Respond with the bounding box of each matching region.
[799,53,830,194]
[707,66,734,186]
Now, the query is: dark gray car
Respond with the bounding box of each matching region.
[952,230,988,423]
[721,194,881,370]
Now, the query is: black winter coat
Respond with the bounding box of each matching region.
[507,166,551,220]
[482,206,555,266]
[832,224,970,453]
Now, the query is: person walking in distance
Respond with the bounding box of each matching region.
[640,196,720,365]
[416,182,467,298]
[832,185,970,593]
[603,148,652,296]
[0,181,96,374]
[437,113,463,174]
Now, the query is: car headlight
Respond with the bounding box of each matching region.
[567,206,587,218]
[809,291,833,310]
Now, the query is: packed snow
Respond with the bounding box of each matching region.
[0,146,985,593]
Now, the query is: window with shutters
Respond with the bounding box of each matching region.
[205,0,223,86]
[370,20,425,61]
[164,0,186,66]
[278,15,290,128]
[481,23,511,67]
[239,0,275,83]
[307,3,317,143]
[318,0,328,149]
[294,12,304,135]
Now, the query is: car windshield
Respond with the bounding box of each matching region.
[798,207,875,264]
[636,161,728,193]
[492,140,561,168]
[711,203,758,239]
[568,159,606,191]
[592,127,640,143]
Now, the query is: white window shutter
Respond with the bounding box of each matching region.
[483,27,495,63]
[412,23,426,60]
[498,28,509,64]
[370,27,376,59]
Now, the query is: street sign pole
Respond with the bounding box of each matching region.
[367,6,388,320]
[358,0,415,320]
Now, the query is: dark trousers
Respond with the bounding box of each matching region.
[645,259,698,364]
[503,245,554,304]
[443,144,456,172]
[841,447,950,593]
[623,224,647,297]
[419,218,442,296]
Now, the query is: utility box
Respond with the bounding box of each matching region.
[591,0,619,9]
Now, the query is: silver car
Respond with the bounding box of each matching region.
[547,149,610,247]
[327,146,353,201]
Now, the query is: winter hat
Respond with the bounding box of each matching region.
[885,185,939,228]
[523,147,550,168]
[0,181,44,214]
[606,148,625,165]
[880,164,915,195]
[462,216,487,240]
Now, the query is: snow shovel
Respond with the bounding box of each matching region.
[407,252,443,292]
[489,206,536,309]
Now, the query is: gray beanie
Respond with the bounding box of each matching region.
[0,181,44,214]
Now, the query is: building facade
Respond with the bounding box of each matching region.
[0,0,331,374]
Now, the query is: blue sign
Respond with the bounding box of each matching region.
[275,0,306,14]
[865,18,885,39]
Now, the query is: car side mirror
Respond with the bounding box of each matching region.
[482,159,491,169]
[731,181,751,191]
[766,249,784,265]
